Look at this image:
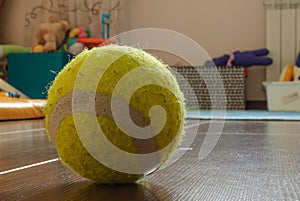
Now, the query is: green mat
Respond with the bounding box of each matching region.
[186,110,300,121]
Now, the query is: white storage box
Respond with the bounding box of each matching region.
[263,82,300,112]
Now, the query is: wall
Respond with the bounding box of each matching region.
[0,0,268,101]
[0,0,42,46]
[127,0,266,58]
[127,0,268,101]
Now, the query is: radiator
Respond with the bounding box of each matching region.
[264,0,300,81]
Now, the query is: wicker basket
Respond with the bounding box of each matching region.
[170,66,246,110]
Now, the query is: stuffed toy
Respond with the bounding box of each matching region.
[32,16,70,52]
[280,52,300,82]
[0,45,30,59]
[65,26,90,54]
[206,48,273,67]
[68,26,89,38]
[77,26,88,38]
[279,65,300,82]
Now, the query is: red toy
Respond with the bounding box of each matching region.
[77,38,115,49]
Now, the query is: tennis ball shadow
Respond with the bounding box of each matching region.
[23,181,147,200]
[30,180,171,201]
[64,182,163,201]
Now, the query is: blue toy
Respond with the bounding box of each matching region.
[101,13,110,38]
[206,48,273,67]
[295,52,300,67]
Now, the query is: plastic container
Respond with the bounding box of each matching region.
[263,81,300,112]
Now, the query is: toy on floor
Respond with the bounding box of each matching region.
[32,16,70,52]
[0,78,29,99]
[206,48,273,67]
[45,45,185,184]
[0,91,20,98]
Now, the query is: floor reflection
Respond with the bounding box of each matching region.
[29,180,161,201]
[64,182,160,201]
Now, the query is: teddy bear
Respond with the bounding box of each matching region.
[32,16,70,52]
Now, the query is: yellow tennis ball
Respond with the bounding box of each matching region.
[45,45,185,184]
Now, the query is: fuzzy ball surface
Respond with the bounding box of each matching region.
[45,45,185,183]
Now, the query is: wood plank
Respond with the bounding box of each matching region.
[0,130,57,172]
[0,160,160,201]
[1,120,300,200]
[0,119,45,134]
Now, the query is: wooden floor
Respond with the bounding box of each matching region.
[1,118,300,200]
